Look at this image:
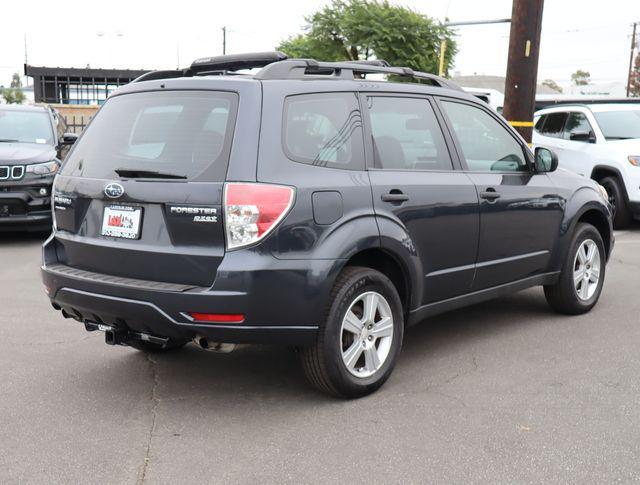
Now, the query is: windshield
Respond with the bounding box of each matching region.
[594,110,640,140]
[61,90,238,181]
[0,110,53,144]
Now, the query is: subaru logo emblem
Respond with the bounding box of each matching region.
[104,183,124,199]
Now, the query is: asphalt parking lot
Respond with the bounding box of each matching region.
[1,229,640,484]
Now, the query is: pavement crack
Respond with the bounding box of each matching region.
[137,354,160,485]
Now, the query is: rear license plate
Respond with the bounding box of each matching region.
[101,205,142,239]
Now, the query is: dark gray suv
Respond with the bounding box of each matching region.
[41,52,614,397]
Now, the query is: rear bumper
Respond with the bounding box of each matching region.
[48,286,318,344]
[42,236,341,345]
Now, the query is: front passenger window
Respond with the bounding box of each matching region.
[563,112,594,141]
[441,100,528,172]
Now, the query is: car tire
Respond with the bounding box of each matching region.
[301,266,404,398]
[544,223,606,315]
[600,176,631,229]
[127,339,188,353]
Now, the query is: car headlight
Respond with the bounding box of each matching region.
[628,156,640,167]
[597,184,609,200]
[25,160,60,175]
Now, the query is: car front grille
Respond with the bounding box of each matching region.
[0,165,25,180]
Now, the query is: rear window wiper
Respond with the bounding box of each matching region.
[0,139,19,143]
[114,168,187,180]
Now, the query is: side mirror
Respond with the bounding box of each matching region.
[60,132,78,146]
[569,131,596,143]
[534,147,558,173]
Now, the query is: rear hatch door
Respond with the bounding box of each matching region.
[52,83,257,287]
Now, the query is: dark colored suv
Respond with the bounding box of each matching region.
[41,53,614,397]
[0,104,77,231]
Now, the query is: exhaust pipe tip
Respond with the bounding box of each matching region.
[193,336,236,353]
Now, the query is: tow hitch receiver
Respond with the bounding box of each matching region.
[84,321,169,347]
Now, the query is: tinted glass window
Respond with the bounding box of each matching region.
[539,112,568,138]
[61,91,237,181]
[283,93,364,169]
[367,96,452,171]
[0,109,53,145]
[593,110,640,140]
[563,112,593,140]
[534,115,546,132]
[441,100,527,172]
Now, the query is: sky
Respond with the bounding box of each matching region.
[0,0,638,88]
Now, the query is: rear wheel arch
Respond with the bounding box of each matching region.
[342,248,413,319]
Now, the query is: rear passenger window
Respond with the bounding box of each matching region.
[539,112,568,138]
[367,96,452,171]
[283,93,364,170]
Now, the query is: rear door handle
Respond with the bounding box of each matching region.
[479,188,501,201]
[381,191,409,203]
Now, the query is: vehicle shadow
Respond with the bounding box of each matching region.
[84,288,556,404]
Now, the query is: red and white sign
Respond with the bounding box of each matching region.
[101,206,142,239]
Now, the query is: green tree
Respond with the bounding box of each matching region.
[571,69,591,86]
[277,0,457,77]
[1,88,26,104]
[542,79,563,93]
[10,73,22,89]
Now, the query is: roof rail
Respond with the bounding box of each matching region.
[347,59,391,67]
[254,59,462,90]
[131,52,461,91]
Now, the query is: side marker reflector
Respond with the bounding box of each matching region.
[188,312,245,323]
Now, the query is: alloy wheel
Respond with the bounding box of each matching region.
[573,239,601,301]
[340,291,394,378]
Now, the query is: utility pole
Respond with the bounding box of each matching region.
[222,26,227,55]
[627,21,638,97]
[502,0,544,144]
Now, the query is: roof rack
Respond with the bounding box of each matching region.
[189,51,288,75]
[133,52,289,83]
[132,51,461,91]
[254,59,462,90]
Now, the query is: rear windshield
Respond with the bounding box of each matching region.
[61,90,238,180]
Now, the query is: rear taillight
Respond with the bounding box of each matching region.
[224,182,295,250]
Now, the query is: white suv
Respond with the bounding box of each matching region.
[533,104,640,227]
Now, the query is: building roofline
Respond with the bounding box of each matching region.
[24,64,149,79]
